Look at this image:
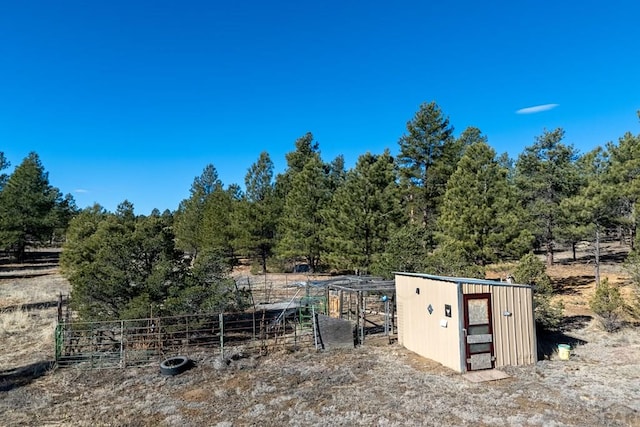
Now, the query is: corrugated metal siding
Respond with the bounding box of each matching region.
[462,283,536,367]
[396,275,462,372]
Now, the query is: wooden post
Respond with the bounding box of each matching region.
[356,291,360,345]
[219,313,224,358]
[361,292,366,345]
[57,293,63,323]
[120,320,125,368]
[391,293,396,337]
[324,285,329,316]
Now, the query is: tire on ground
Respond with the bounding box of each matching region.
[160,356,192,376]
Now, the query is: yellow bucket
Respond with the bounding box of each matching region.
[558,344,571,360]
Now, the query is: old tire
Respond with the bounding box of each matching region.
[160,356,192,376]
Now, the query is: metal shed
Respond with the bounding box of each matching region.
[395,272,537,373]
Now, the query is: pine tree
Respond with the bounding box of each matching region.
[275,132,321,200]
[0,152,9,190]
[589,278,623,332]
[606,130,640,248]
[438,141,532,266]
[237,152,278,273]
[561,148,618,284]
[174,164,222,262]
[277,156,330,271]
[200,184,238,263]
[0,152,59,259]
[324,150,403,273]
[397,102,458,248]
[515,128,579,265]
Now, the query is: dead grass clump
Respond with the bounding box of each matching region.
[0,308,32,335]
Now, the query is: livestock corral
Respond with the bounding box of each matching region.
[52,274,394,370]
[1,248,639,426]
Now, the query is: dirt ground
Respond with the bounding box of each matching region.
[1,247,639,427]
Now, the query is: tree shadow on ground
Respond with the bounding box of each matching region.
[0,300,60,312]
[536,316,591,360]
[560,315,593,331]
[553,275,593,295]
[0,361,54,392]
[0,250,60,267]
[0,266,58,279]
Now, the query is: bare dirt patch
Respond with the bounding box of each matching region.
[1,249,639,426]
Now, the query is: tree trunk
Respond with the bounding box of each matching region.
[595,226,601,287]
[545,241,554,266]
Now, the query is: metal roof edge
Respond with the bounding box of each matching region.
[393,271,532,289]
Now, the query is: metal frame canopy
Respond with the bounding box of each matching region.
[321,275,396,292]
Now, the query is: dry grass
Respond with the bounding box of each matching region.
[0,249,639,426]
[0,308,33,334]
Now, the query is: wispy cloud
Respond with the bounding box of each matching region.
[516,103,559,114]
[74,189,89,194]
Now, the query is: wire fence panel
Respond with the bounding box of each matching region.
[52,279,390,369]
[55,310,317,369]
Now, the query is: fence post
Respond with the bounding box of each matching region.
[312,306,319,350]
[120,320,125,368]
[252,309,256,341]
[57,293,63,323]
[54,323,62,363]
[219,313,224,358]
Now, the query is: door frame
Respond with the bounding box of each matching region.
[462,293,495,371]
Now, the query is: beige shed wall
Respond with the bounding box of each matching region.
[462,283,536,367]
[396,275,463,372]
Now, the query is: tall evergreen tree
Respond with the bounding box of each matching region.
[515,128,579,265]
[397,102,457,248]
[325,154,347,192]
[372,223,428,279]
[275,132,321,199]
[237,152,278,273]
[0,152,59,259]
[438,141,532,266]
[47,190,79,244]
[277,156,330,272]
[0,152,9,190]
[562,148,618,285]
[200,184,238,263]
[606,130,640,248]
[324,150,403,273]
[174,164,222,262]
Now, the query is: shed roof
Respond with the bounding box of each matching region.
[394,272,531,289]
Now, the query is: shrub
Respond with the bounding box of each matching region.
[623,251,640,319]
[513,253,563,330]
[589,278,623,332]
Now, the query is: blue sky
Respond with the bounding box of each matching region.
[2,1,639,215]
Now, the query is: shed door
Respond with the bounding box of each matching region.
[463,293,494,371]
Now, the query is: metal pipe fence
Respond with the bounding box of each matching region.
[55,309,317,369]
[52,276,394,369]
